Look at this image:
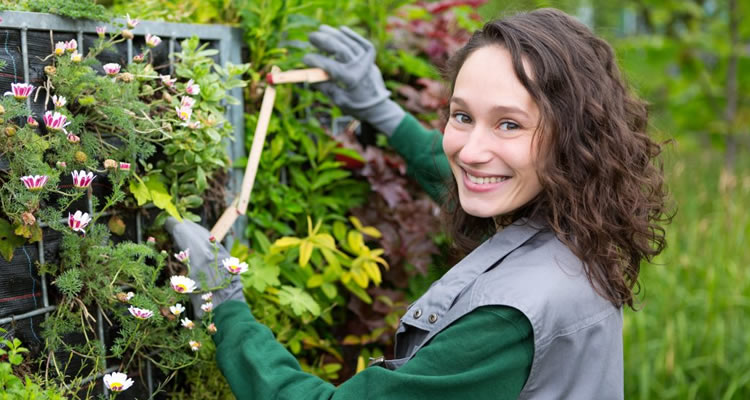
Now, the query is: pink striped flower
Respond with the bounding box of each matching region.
[103,372,134,392]
[26,116,39,128]
[20,175,48,191]
[170,275,197,294]
[103,63,121,76]
[145,33,162,48]
[67,133,80,143]
[65,39,77,53]
[222,257,248,275]
[160,74,176,88]
[52,95,67,108]
[68,210,91,233]
[118,162,131,171]
[185,79,200,95]
[174,249,190,263]
[96,26,107,37]
[72,170,95,189]
[4,83,34,101]
[54,41,65,56]
[126,14,139,29]
[128,306,154,320]
[175,105,192,122]
[43,111,71,132]
[180,96,196,108]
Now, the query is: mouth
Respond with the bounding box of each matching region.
[462,169,511,192]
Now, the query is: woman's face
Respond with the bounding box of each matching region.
[443,45,544,219]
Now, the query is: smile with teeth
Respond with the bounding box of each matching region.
[465,170,510,184]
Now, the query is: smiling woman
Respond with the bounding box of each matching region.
[443,45,543,219]
[166,8,671,400]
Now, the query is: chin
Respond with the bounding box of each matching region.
[459,199,499,219]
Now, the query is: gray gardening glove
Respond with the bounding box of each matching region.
[303,25,405,136]
[164,217,245,317]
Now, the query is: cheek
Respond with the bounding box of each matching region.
[441,127,463,160]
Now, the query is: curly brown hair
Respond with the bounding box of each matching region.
[438,8,672,309]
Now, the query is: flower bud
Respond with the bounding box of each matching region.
[0,104,5,114]
[147,236,156,244]
[121,29,134,40]
[207,323,217,334]
[208,235,216,243]
[74,151,87,163]
[103,159,117,170]
[160,306,176,321]
[117,72,135,83]
[5,126,16,137]
[22,212,36,226]
[133,53,144,63]
[116,292,130,303]
[162,92,173,103]
[44,65,57,76]
[56,161,67,168]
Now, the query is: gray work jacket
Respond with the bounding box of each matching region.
[376,218,623,399]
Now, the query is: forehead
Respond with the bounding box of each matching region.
[453,45,537,115]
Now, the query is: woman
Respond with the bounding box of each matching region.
[167,8,669,399]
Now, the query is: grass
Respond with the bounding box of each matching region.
[624,142,750,399]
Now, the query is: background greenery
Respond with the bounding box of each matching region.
[2,0,748,398]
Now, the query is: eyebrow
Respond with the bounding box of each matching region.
[450,96,531,121]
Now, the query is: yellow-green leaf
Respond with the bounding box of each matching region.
[0,218,25,262]
[364,261,382,285]
[273,237,301,249]
[145,177,182,220]
[307,274,324,288]
[360,226,382,239]
[350,265,369,288]
[321,248,340,270]
[333,221,347,242]
[311,233,336,250]
[349,216,364,230]
[347,231,364,254]
[299,240,313,267]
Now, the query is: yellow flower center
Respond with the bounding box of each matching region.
[110,383,123,391]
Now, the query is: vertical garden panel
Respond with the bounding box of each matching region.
[0,11,246,398]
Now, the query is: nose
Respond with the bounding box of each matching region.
[458,125,493,165]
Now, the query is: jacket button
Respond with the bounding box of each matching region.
[413,309,422,319]
[428,313,438,324]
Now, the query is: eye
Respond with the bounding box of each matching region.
[498,121,520,131]
[452,112,472,124]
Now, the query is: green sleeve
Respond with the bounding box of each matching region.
[387,114,452,204]
[213,300,533,400]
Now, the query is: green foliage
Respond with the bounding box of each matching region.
[0,0,111,20]
[54,267,83,297]
[0,328,65,399]
[0,14,242,398]
[623,147,750,399]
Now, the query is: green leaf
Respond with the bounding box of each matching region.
[196,166,207,192]
[243,257,280,292]
[145,177,182,220]
[277,286,321,317]
[0,219,25,262]
[253,230,272,254]
[311,170,351,191]
[129,178,151,206]
[321,282,338,299]
[306,274,324,288]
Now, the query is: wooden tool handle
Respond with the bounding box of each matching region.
[266,68,329,84]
